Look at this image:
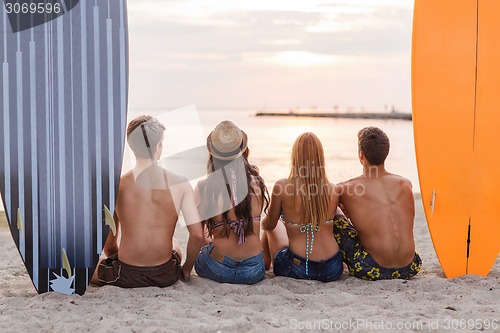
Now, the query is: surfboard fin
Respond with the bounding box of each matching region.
[16,208,24,240]
[104,206,117,236]
[430,190,437,216]
[62,248,72,279]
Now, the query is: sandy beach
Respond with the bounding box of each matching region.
[0,199,498,333]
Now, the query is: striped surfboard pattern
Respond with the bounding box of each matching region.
[0,0,129,295]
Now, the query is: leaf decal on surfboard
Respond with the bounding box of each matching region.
[49,248,75,294]
[16,208,24,240]
[104,205,117,236]
[62,248,72,278]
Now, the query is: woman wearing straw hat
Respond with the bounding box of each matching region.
[194,121,269,284]
[261,132,343,282]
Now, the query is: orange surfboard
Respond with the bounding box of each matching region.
[412,0,500,277]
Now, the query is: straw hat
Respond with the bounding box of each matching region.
[207,121,248,161]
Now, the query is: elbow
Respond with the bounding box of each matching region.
[262,220,275,232]
[193,233,205,246]
[104,244,118,257]
[261,216,273,231]
[263,225,275,232]
[190,229,205,246]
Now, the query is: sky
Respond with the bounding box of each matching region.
[127,0,415,112]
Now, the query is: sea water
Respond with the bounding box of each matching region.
[126,107,419,192]
[0,108,419,212]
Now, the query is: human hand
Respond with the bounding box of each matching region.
[181,265,191,282]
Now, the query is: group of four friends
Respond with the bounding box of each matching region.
[92,115,422,288]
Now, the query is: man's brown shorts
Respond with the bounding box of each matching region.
[97,251,181,288]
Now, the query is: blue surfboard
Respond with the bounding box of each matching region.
[0,0,129,295]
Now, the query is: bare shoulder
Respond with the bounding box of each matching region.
[165,169,189,187]
[119,170,135,186]
[387,173,413,190]
[337,176,363,196]
[275,178,288,186]
[194,178,209,196]
[335,179,349,192]
[340,175,364,185]
[120,170,134,180]
[273,178,288,195]
[164,169,193,197]
[196,178,208,189]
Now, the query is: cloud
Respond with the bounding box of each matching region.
[126,1,414,110]
[129,8,412,60]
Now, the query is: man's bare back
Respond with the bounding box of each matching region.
[335,127,421,274]
[113,165,189,266]
[94,116,204,287]
[338,170,416,268]
[333,126,421,280]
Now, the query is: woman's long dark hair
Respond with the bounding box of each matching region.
[202,149,269,239]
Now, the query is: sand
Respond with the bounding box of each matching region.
[0,200,499,333]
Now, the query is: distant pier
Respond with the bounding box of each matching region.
[255,111,412,121]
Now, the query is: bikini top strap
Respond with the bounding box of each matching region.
[212,216,261,245]
[279,211,322,231]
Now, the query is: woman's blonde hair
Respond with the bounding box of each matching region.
[288,132,332,230]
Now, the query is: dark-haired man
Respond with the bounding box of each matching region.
[334,127,421,280]
[93,115,204,288]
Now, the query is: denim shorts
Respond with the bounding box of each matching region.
[273,247,343,282]
[194,243,265,285]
